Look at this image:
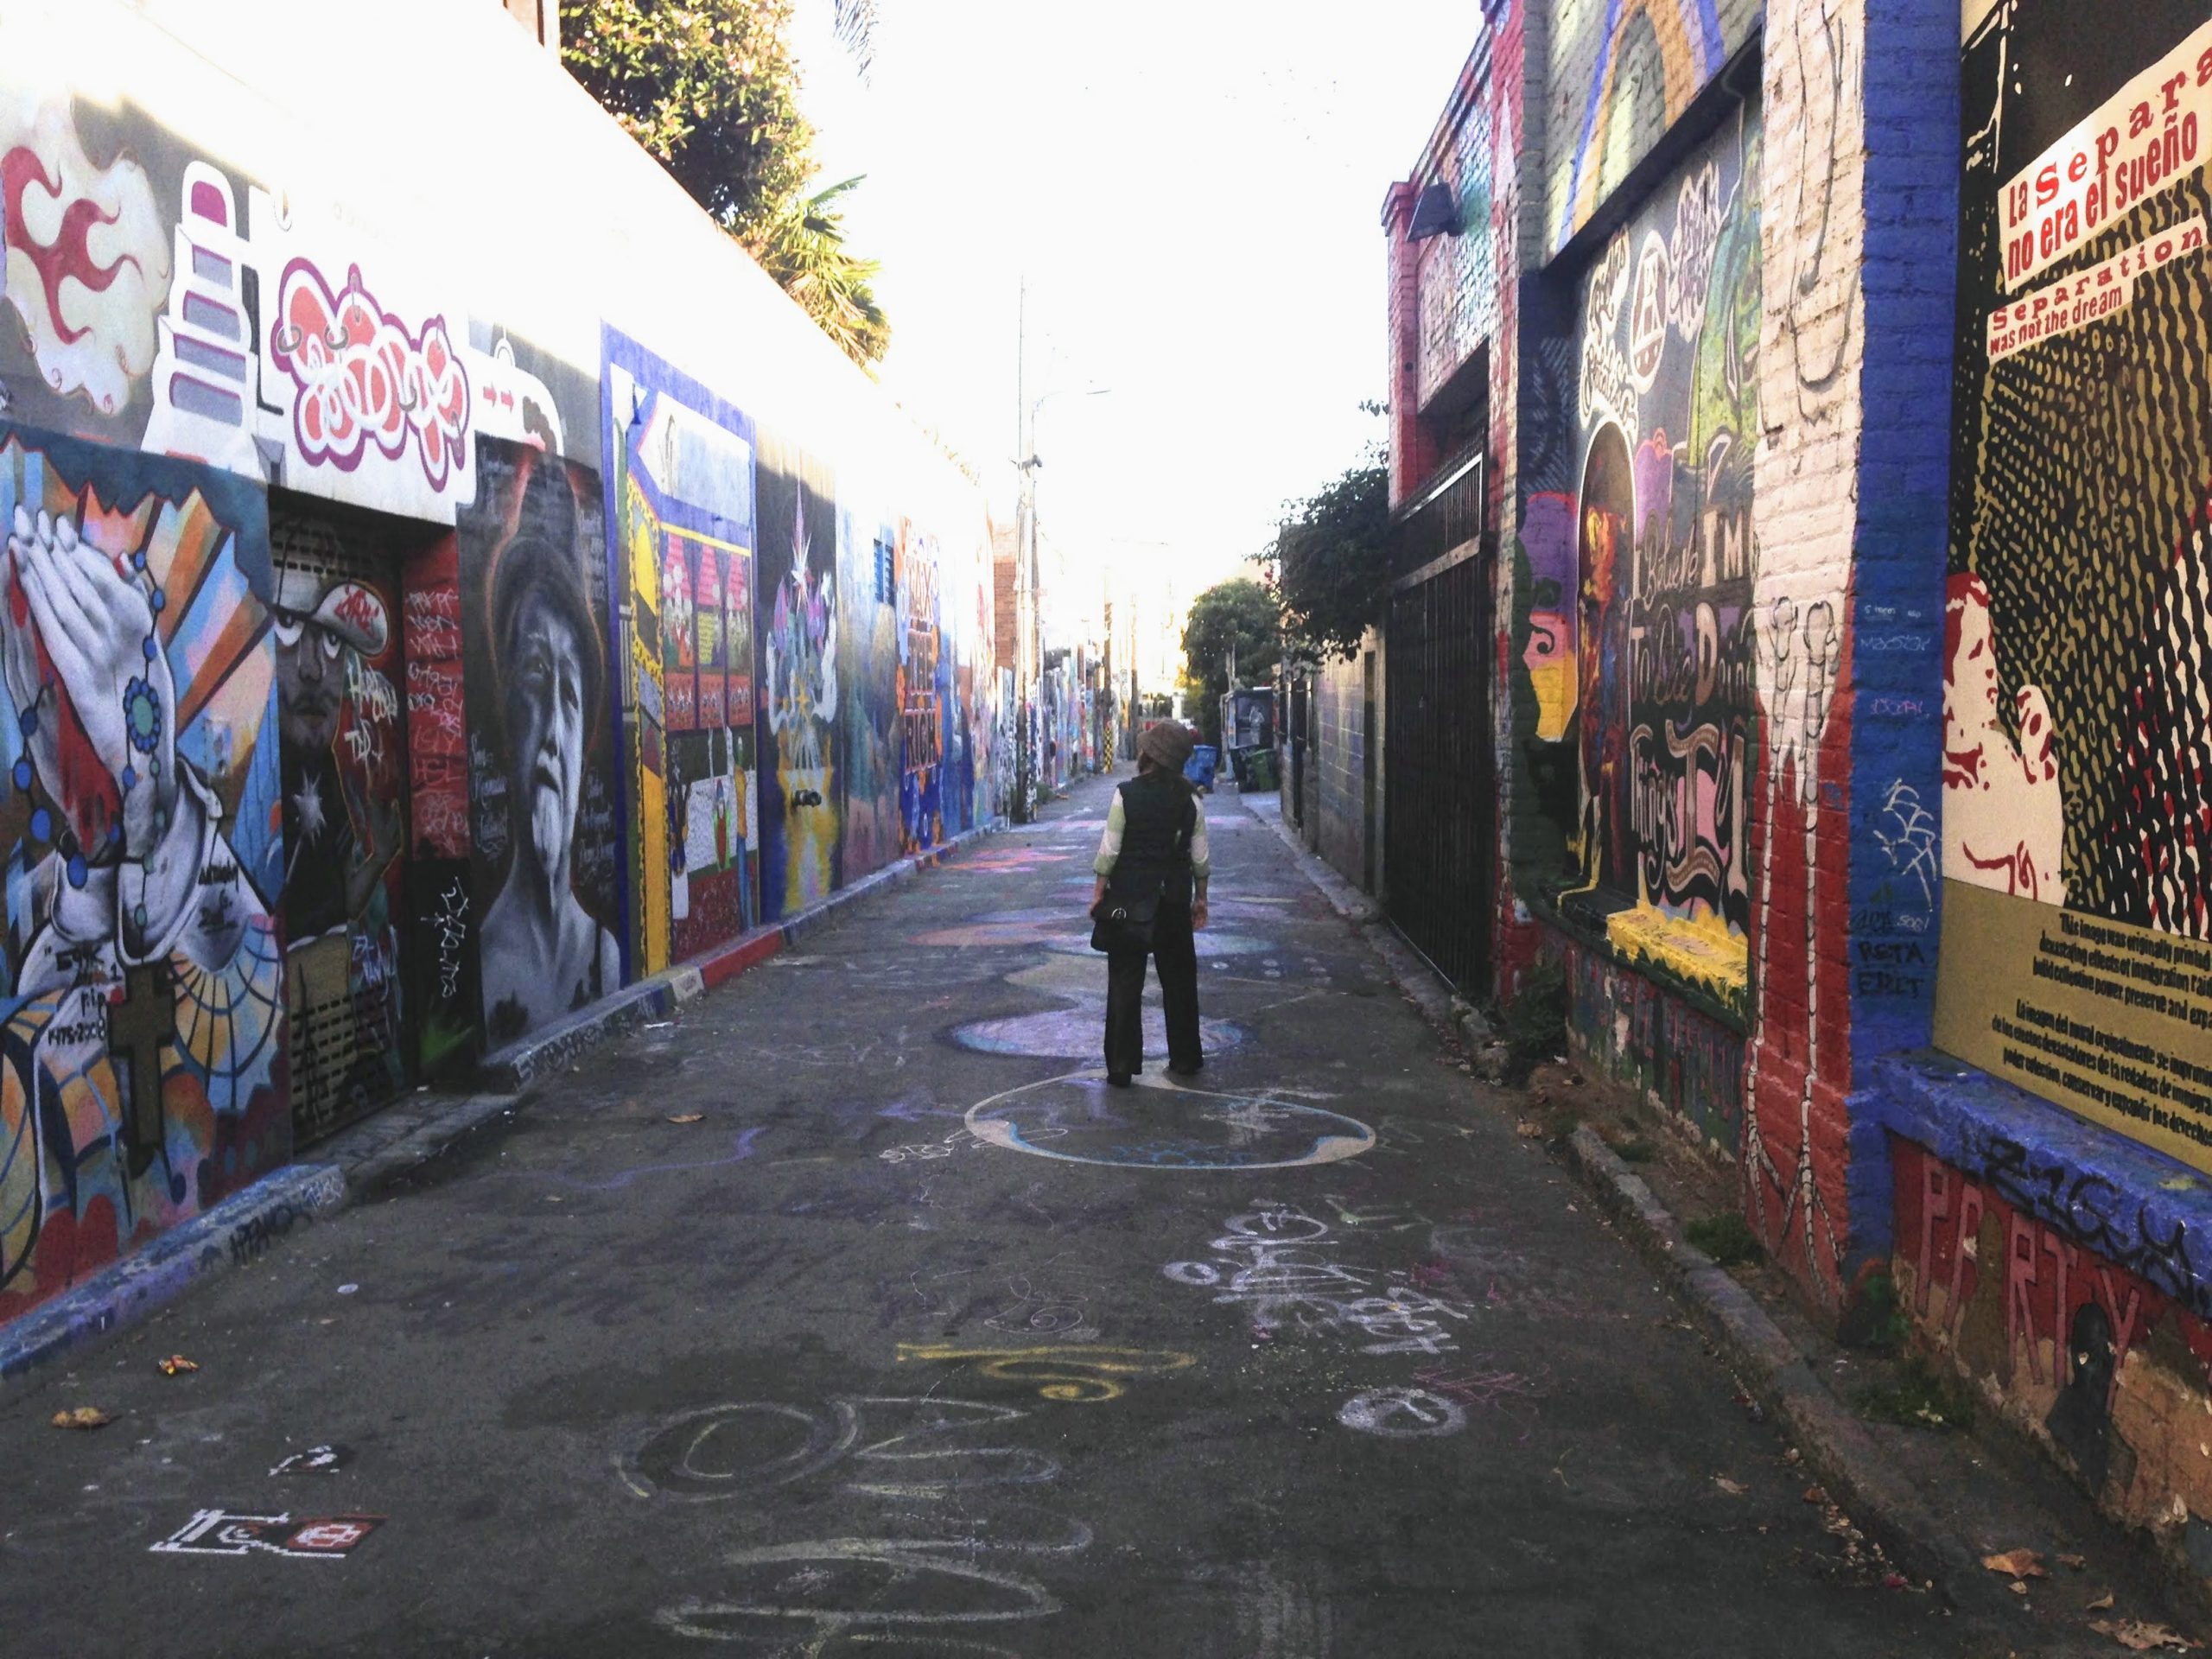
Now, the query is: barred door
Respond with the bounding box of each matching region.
[1384,550,1493,992]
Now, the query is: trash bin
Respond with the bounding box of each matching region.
[1236,746,1277,791]
[1185,745,1219,791]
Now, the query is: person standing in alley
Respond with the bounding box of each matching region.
[1090,721,1210,1085]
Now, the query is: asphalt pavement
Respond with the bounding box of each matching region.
[0,772,2039,1656]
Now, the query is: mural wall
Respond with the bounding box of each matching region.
[456,439,623,1050]
[1544,0,1762,255]
[755,437,842,923]
[1893,1137,2212,1544]
[0,97,571,522]
[0,5,1002,1325]
[603,329,759,980]
[1547,99,1762,1023]
[268,507,410,1141]
[0,428,285,1321]
[836,493,902,881]
[1937,1,2212,1173]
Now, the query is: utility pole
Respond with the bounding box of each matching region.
[1014,277,1034,823]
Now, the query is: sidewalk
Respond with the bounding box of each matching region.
[0,814,1007,1391]
[1240,782,2208,1645]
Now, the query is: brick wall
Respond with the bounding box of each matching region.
[1309,644,1376,890]
[1541,0,1762,256]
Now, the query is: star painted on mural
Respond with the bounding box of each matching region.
[291,774,326,843]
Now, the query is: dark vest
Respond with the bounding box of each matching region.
[1110,770,1198,906]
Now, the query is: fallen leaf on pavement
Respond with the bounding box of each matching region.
[156,1355,198,1376]
[1802,1484,1829,1505]
[2058,1554,2088,1570]
[51,1407,112,1430]
[2090,1619,2202,1651]
[1713,1476,1745,1495]
[2088,1592,2116,1611]
[2008,1580,2029,1596]
[667,1114,704,1125]
[1516,1121,1542,1137]
[1980,1548,2048,1579]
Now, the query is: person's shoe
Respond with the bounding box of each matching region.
[1107,1071,1133,1087]
[1166,1060,1203,1078]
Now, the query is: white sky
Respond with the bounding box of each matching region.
[787,0,1481,613]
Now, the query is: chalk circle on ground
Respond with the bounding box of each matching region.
[1043,929,1264,959]
[950,1007,1247,1060]
[1337,1387,1467,1438]
[964,1073,1374,1170]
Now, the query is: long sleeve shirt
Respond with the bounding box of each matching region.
[1094,789,1211,880]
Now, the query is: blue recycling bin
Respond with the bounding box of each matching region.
[1185,744,1219,791]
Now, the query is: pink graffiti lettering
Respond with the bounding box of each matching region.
[269,259,470,493]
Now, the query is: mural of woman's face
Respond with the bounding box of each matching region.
[505,593,587,884]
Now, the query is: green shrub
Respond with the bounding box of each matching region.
[1499,958,1570,1084]
[1685,1210,1764,1267]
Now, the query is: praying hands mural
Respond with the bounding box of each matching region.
[0,432,284,1315]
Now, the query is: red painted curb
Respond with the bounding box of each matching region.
[697,928,786,990]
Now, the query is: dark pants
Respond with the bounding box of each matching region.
[1104,901,1202,1077]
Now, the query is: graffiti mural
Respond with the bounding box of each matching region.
[1936,1,2212,1172]
[836,492,900,880]
[1893,1138,2212,1530]
[1544,0,1761,255]
[755,437,839,922]
[602,329,758,978]
[0,91,564,524]
[267,509,407,1140]
[397,532,476,1077]
[0,429,285,1320]
[457,438,622,1049]
[898,522,945,854]
[1548,99,1761,1020]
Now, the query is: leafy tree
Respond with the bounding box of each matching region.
[1261,454,1389,661]
[1181,578,1281,745]
[739,176,891,366]
[563,0,892,368]
[562,0,814,228]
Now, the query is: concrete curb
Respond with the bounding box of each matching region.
[1561,1126,2013,1616]
[0,1163,347,1389]
[2,817,1009,1393]
[1243,788,2005,1616]
[476,817,1006,1092]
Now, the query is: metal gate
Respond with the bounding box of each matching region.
[1383,460,1491,992]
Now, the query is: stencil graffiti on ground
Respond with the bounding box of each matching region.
[149,1510,382,1559]
[625,1395,1087,1649]
[1161,1201,1473,1354]
[268,1444,353,1477]
[966,1076,1374,1170]
[893,1254,1114,1341]
[1338,1387,1466,1438]
[895,1343,1195,1402]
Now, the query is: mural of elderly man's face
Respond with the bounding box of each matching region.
[275,612,346,753]
[504,589,588,880]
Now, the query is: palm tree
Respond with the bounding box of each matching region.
[738,175,892,370]
[832,0,877,82]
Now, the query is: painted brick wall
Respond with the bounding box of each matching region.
[1542,0,1762,255]
[1744,0,1954,1311]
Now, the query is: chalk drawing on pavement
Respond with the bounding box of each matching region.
[964,1075,1375,1170]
